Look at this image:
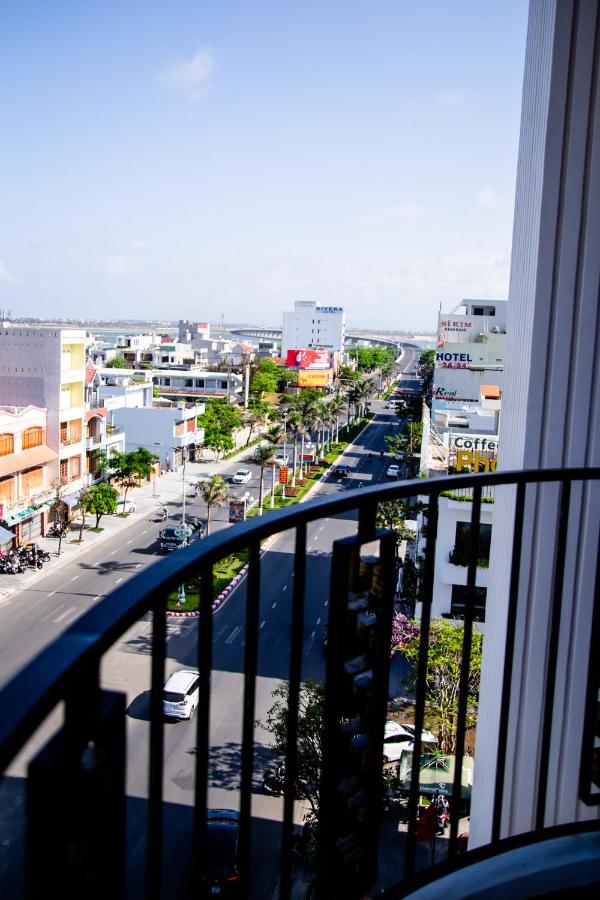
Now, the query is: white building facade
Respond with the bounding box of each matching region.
[281,301,345,357]
[0,327,86,498]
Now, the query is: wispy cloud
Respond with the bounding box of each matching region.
[436,88,465,106]
[0,261,15,283]
[105,255,126,277]
[476,188,502,209]
[362,203,424,226]
[129,240,146,249]
[157,48,215,91]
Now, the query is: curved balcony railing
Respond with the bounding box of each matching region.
[0,467,598,899]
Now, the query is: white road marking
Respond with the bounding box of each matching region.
[115,577,123,584]
[225,625,241,645]
[310,630,316,639]
[71,575,79,582]
[48,590,56,597]
[92,595,102,602]
[282,585,287,592]
[142,528,151,535]
[134,563,142,569]
[307,545,312,551]
[109,549,117,556]
[272,602,277,609]
[53,606,77,624]
[316,617,321,625]
[260,620,266,630]
[324,600,328,607]
[126,539,133,545]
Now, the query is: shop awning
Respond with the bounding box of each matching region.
[0,525,15,545]
[0,445,58,478]
[3,507,36,526]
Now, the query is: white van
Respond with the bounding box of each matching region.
[162,669,200,720]
[116,498,136,514]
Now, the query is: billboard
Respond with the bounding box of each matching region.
[228,498,246,524]
[286,349,330,369]
[297,369,333,388]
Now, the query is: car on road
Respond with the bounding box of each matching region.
[159,520,207,552]
[382,722,438,763]
[386,464,400,478]
[332,464,350,478]
[197,809,241,896]
[162,669,200,720]
[274,451,289,466]
[231,468,252,484]
[115,498,136,514]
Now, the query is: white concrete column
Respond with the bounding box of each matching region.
[471,0,600,845]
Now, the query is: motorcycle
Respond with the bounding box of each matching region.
[434,794,449,833]
[263,764,286,796]
[159,507,168,523]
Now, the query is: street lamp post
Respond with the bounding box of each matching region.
[172,444,187,526]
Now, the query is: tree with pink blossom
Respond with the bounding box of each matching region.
[391,611,419,656]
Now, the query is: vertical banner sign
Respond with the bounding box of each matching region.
[228,498,246,524]
[279,466,289,485]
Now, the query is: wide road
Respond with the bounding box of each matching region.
[0,346,420,898]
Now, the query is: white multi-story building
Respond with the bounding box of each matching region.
[111,403,204,471]
[0,327,86,500]
[281,301,345,357]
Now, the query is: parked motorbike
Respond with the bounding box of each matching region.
[263,764,286,796]
[434,794,449,834]
[47,522,67,538]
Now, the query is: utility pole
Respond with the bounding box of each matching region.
[182,447,187,525]
[244,364,250,409]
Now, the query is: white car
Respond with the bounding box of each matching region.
[274,452,289,466]
[232,468,252,484]
[115,498,136,514]
[382,722,437,762]
[386,464,400,478]
[162,669,200,720]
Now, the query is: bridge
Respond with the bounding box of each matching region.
[229,325,430,349]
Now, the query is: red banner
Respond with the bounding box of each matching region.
[286,349,330,369]
[279,467,289,484]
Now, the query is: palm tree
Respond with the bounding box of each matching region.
[197,475,230,534]
[264,426,283,508]
[329,396,346,444]
[252,444,276,515]
[286,412,303,485]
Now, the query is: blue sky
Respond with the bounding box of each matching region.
[0,0,528,330]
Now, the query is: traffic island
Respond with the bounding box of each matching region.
[167,550,249,617]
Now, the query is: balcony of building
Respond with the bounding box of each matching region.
[0,468,598,899]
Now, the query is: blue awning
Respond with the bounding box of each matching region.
[0,525,15,545]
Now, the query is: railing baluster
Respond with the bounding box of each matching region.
[147,592,167,900]
[405,491,439,880]
[536,480,571,829]
[194,564,214,889]
[448,484,481,858]
[492,481,526,843]
[238,541,261,898]
[358,497,377,542]
[279,522,307,899]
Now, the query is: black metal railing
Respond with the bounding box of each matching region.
[0,467,598,900]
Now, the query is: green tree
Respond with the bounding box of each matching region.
[259,679,325,821]
[97,447,157,510]
[105,355,128,368]
[376,500,415,554]
[419,349,436,393]
[82,482,119,529]
[196,475,231,534]
[199,400,242,459]
[252,444,276,515]
[401,619,483,752]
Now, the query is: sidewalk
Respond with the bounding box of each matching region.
[0,442,259,601]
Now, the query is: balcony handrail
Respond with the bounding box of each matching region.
[1,465,599,899]
[0,465,598,773]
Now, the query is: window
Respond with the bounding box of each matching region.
[450,585,487,622]
[60,423,68,444]
[0,433,14,457]
[22,427,43,449]
[220,381,227,389]
[60,460,68,482]
[163,378,171,386]
[449,522,492,567]
[21,466,43,495]
[185,379,193,388]
[195,379,205,388]
[70,456,81,479]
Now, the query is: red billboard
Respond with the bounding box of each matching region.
[286,349,330,370]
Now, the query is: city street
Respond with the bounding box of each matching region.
[0,347,420,898]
